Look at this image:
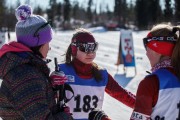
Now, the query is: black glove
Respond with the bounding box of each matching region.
[56,112,73,120]
[88,108,108,120]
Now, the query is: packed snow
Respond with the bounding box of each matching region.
[0,28,150,120]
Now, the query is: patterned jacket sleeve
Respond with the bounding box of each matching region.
[4,65,72,120]
[105,73,135,108]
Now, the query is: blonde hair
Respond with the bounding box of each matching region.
[150,24,177,37]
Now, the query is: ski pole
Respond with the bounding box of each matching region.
[54,57,65,110]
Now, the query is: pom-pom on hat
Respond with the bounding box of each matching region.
[15,4,53,47]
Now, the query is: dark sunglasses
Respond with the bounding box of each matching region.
[72,42,98,53]
[143,36,177,49]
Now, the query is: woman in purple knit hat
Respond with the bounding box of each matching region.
[0,4,72,120]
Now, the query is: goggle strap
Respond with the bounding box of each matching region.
[71,42,77,46]
[71,42,98,46]
[145,36,177,43]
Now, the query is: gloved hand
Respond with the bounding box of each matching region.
[88,108,111,120]
[50,71,67,88]
[56,112,73,120]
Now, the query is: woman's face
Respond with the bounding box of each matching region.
[146,47,161,67]
[39,42,50,58]
[75,49,96,64]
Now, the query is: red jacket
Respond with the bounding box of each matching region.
[130,67,175,119]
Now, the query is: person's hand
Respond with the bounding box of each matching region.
[50,71,67,88]
[61,105,72,116]
[88,108,111,120]
[56,111,73,120]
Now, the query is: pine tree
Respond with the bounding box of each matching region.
[57,3,62,16]
[136,0,149,29]
[114,0,122,25]
[149,0,162,25]
[72,1,79,20]
[126,0,135,26]
[174,0,180,23]
[87,0,93,22]
[135,0,162,29]
[7,6,16,31]
[34,6,43,15]
[57,2,62,21]
[63,0,71,22]
[114,0,127,27]
[106,4,112,20]
[0,0,6,29]
[47,0,57,27]
[164,0,173,22]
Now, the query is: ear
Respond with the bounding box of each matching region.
[39,45,46,58]
[39,45,44,53]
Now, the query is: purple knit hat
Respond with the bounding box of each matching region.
[15,4,53,47]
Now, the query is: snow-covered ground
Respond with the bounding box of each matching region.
[0,28,150,119]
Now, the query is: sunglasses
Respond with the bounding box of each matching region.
[72,42,98,53]
[143,36,177,49]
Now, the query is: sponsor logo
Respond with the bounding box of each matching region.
[66,75,75,82]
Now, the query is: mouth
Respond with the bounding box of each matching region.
[86,58,94,60]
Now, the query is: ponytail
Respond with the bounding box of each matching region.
[171,26,180,80]
[92,63,103,82]
[65,45,72,64]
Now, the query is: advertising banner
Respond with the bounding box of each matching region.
[120,29,135,67]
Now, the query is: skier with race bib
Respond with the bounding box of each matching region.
[130,24,180,120]
[50,28,136,120]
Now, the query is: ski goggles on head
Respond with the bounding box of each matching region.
[143,36,177,49]
[72,42,98,53]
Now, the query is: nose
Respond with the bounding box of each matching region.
[49,47,51,51]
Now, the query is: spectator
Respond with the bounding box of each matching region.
[0,4,72,120]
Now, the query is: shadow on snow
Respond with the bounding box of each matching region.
[114,74,134,87]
